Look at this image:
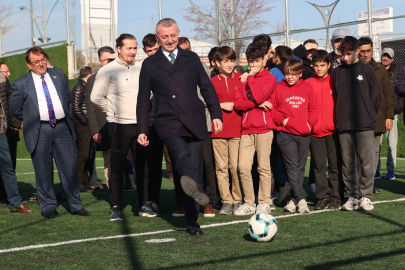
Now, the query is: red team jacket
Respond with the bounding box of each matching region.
[234,68,277,135]
[271,79,319,136]
[305,74,336,137]
[211,72,243,138]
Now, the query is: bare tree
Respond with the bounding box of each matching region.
[269,18,299,43]
[0,1,16,35]
[184,0,276,63]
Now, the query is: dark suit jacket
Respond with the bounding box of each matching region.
[9,68,76,154]
[137,47,222,140]
[85,73,109,151]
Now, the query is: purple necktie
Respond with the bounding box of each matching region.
[41,76,57,127]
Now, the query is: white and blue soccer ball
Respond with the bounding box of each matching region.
[248,212,278,242]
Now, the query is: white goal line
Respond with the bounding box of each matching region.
[1,197,405,254]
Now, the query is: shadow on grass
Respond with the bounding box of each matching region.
[153,211,405,270]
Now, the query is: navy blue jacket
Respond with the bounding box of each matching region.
[9,68,76,153]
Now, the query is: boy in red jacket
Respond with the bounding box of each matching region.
[272,58,319,214]
[234,43,277,215]
[211,46,243,215]
[306,50,343,211]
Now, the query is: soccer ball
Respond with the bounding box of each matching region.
[247,212,278,242]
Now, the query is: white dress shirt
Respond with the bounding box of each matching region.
[31,71,65,121]
[162,47,178,62]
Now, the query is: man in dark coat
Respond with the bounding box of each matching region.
[137,18,222,236]
[376,48,403,180]
[293,39,318,80]
[358,37,394,194]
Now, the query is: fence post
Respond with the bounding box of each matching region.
[368,0,373,38]
[285,0,290,47]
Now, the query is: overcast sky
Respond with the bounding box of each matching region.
[3,0,404,54]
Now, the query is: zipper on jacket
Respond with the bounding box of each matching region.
[242,112,248,124]
[225,77,229,94]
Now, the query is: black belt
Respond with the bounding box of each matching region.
[40,117,66,124]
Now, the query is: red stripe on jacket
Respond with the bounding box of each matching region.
[271,79,319,136]
[211,72,243,138]
[234,68,276,135]
[305,74,337,137]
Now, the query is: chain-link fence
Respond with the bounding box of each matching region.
[380,37,405,68]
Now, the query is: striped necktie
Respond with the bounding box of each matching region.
[41,76,57,127]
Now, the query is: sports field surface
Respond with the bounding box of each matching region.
[1,159,405,269]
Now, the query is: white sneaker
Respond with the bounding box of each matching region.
[358,197,374,211]
[297,199,310,214]
[283,198,297,213]
[309,183,316,193]
[256,203,271,214]
[340,197,359,211]
[233,203,256,216]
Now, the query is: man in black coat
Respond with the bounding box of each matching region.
[293,39,318,80]
[137,18,223,236]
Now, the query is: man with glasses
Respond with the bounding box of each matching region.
[85,46,117,188]
[10,46,90,219]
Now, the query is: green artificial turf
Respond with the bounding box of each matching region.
[1,160,405,269]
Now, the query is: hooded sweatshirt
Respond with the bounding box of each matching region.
[306,74,336,137]
[271,79,319,136]
[91,56,142,124]
[234,68,276,135]
[211,72,243,138]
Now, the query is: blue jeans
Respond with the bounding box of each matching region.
[0,134,23,207]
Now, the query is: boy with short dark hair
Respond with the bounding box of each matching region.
[234,42,277,215]
[333,36,381,211]
[211,46,243,215]
[270,45,293,83]
[306,50,343,210]
[271,59,319,214]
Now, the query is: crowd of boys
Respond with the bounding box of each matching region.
[0,20,404,236]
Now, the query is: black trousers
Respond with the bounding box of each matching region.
[0,129,17,203]
[135,125,163,206]
[74,122,95,186]
[163,136,203,222]
[310,133,344,201]
[173,136,217,207]
[277,132,311,201]
[108,123,143,207]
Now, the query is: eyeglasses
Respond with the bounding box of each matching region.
[100,58,115,63]
[30,58,47,66]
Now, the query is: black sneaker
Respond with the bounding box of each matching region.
[314,199,329,210]
[109,205,123,221]
[139,201,158,217]
[328,198,341,210]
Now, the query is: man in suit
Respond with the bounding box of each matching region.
[137,18,223,236]
[9,46,90,218]
[86,47,116,188]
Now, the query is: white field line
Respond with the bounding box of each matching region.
[1,197,405,254]
[16,167,106,175]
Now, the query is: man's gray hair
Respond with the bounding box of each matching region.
[156,18,178,34]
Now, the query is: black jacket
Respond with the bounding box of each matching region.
[386,63,403,115]
[0,73,21,140]
[293,44,314,80]
[333,60,381,132]
[71,78,88,126]
[137,47,222,140]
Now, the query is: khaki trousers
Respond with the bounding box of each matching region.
[212,138,242,204]
[238,131,273,205]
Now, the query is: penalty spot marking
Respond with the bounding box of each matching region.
[1,197,405,254]
[145,238,176,243]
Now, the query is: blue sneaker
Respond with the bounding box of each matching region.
[374,171,381,180]
[110,205,123,221]
[385,170,395,180]
[139,201,158,217]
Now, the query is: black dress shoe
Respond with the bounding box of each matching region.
[328,198,341,210]
[42,211,56,219]
[314,199,329,210]
[72,208,91,216]
[373,188,381,194]
[186,221,204,236]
